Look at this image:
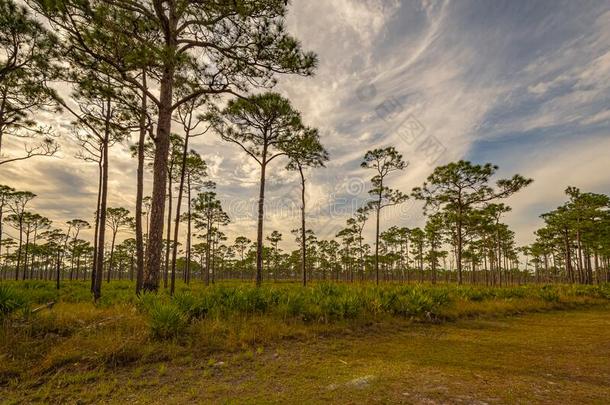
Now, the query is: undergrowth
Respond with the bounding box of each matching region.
[0,280,608,385]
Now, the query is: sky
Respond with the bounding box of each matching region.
[1,0,610,251]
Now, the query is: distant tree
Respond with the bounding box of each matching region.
[535,187,610,284]
[233,236,252,280]
[192,191,228,286]
[290,228,318,282]
[266,231,283,281]
[409,227,425,282]
[361,147,408,284]
[336,226,357,282]
[285,128,328,286]
[40,228,66,289]
[4,190,35,279]
[424,214,446,284]
[1,238,16,279]
[564,187,610,284]
[346,207,371,280]
[70,238,90,281]
[412,160,532,284]
[181,153,210,285]
[105,207,132,282]
[0,185,15,258]
[23,212,51,279]
[66,219,90,281]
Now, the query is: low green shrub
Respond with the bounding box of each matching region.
[148,302,187,340]
[3,280,609,332]
[0,284,27,317]
[539,285,560,303]
[494,286,528,299]
[458,287,488,302]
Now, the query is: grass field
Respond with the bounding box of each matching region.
[1,281,609,403]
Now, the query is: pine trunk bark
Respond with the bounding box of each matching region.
[93,123,109,301]
[299,165,307,287]
[170,121,191,295]
[143,70,173,292]
[255,156,267,287]
[135,72,147,295]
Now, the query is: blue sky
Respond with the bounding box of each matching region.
[1,0,609,249]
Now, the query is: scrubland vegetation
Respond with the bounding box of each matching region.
[2,281,608,367]
[1,280,609,403]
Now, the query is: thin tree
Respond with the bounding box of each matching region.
[210,92,308,287]
[266,231,282,282]
[192,191,226,286]
[361,147,408,285]
[347,207,370,280]
[66,219,90,280]
[285,128,328,286]
[105,207,132,282]
[68,77,131,299]
[169,98,210,296]
[0,185,15,260]
[181,154,209,285]
[233,236,251,280]
[424,214,446,284]
[5,190,35,279]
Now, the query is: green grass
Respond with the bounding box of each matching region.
[1,280,609,402]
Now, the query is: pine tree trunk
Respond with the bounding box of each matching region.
[93,126,109,300]
[91,160,102,293]
[256,157,267,287]
[185,173,192,284]
[170,120,191,296]
[164,175,173,289]
[205,216,211,286]
[143,66,174,293]
[299,165,307,287]
[135,72,147,295]
[23,227,30,280]
[107,231,117,283]
[16,221,22,280]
